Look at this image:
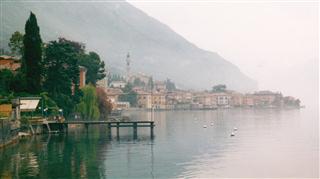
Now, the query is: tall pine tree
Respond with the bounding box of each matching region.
[23,12,42,94]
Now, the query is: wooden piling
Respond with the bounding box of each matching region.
[107,123,112,140]
[133,122,138,139]
[116,122,120,140]
[150,122,154,139]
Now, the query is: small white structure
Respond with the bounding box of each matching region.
[115,101,130,110]
[20,99,40,112]
[109,81,126,88]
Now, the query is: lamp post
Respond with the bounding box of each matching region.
[44,108,48,118]
[58,109,63,117]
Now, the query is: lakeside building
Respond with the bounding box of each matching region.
[72,66,87,94]
[154,81,167,92]
[105,78,300,110]
[136,91,166,109]
[213,92,232,107]
[230,92,244,107]
[152,92,166,109]
[105,88,123,109]
[0,55,21,71]
[243,94,255,107]
[252,91,283,107]
[96,78,108,88]
[193,92,217,109]
[79,66,87,89]
[137,92,152,109]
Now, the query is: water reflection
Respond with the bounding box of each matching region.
[0,108,318,178]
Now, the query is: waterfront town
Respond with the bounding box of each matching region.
[1,54,301,113]
[0,12,301,149]
[0,4,317,178]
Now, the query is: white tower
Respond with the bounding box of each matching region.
[126,52,131,82]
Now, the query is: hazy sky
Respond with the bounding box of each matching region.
[128,1,318,105]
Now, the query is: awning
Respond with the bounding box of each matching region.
[20,98,40,112]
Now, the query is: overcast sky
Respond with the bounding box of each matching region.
[128,1,318,105]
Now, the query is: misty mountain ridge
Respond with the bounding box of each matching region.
[1,0,257,91]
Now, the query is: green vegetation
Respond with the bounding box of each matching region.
[0,69,14,96]
[147,77,154,90]
[40,92,59,115]
[78,51,106,85]
[76,85,100,121]
[8,31,24,56]
[133,78,145,87]
[0,12,111,119]
[212,84,227,93]
[166,78,176,91]
[96,87,112,120]
[43,38,82,116]
[23,12,43,94]
[108,74,125,85]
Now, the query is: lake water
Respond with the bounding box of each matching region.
[0,108,318,178]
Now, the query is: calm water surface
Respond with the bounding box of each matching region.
[0,108,318,178]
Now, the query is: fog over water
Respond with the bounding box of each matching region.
[129,1,319,107]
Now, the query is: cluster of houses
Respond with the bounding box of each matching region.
[104,74,301,110]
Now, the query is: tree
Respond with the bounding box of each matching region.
[166,78,176,91]
[40,92,59,115]
[10,71,28,94]
[0,69,14,96]
[23,12,42,94]
[147,77,154,90]
[212,84,227,93]
[8,31,24,56]
[118,83,137,106]
[58,37,85,54]
[76,85,100,121]
[133,78,145,87]
[96,87,112,120]
[43,39,82,116]
[78,51,106,86]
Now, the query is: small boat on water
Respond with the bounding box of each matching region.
[233,127,238,131]
[230,132,235,137]
[210,122,214,126]
[203,125,207,128]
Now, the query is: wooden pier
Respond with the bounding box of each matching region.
[47,120,155,139]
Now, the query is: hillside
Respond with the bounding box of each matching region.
[1,0,257,91]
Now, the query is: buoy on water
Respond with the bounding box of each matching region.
[230,132,235,137]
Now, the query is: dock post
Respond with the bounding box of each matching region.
[150,122,154,139]
[64,123,68,133]
[116,122,120,140]
[133,122,138,139]
[107,123,112,140]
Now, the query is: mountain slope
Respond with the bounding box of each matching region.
[1,0,257,91]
